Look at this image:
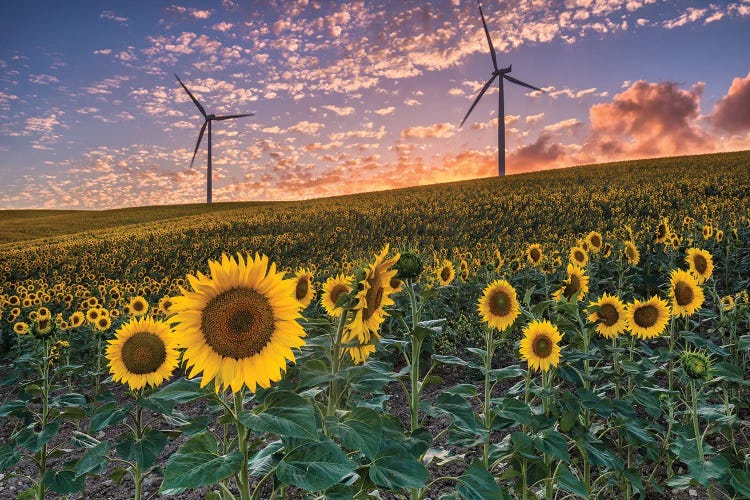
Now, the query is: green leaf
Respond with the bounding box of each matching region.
[533,430,570,463]
[75,441,110,477]
[511,432,537,460]
[161,432,243,492]
[91,402,130,432]
[0,443,21,471]
[556,464,587,498]
[576,388,612,417]
[15,421,60,453]
[298,359,333,388]
[488,366,525,382]
[729,469,750,497]
[326,406,382,459]
[115,428,168,469]
[494,397,532,428]
[456,461,506,500]
[239,390,318,440]
[623,469,645,495]
[738,335,750,351]
[432,393,481,434]
[346,361,396,393]
[443,384,478,397]
[43,470,85,494]
[432,355,469,366]
[276,438,355,491]
[151,377,206,403]
[369,447,429,490]
[0,399,28,417]
[248,440,283,477]
[582,436,623,471]
[50,393,87,409]
[622,421,652,445]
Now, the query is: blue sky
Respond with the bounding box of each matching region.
[1,0,749,209]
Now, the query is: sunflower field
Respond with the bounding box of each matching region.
[1,151,749,499]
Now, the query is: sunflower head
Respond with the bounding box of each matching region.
[34,317,54,339]
[436,260,455,286]
[680,348,712,382]
[587,293,627,339]
[626,296,670,339]
[685,248,713,284]
[394,251,424,280]
[293,268,316,308]
[569,246,588,268]
[170,253,306,393]
[720,295,735,312]
[95,315,112,332]
[129,296,149,317]
[321,273,353,317]
[14,322,29,335]
[623,241,640,266]
[526,244,543,266]
[669,269,704,318]
[158,296,173,316]
[519,320,563,372]
[656,219,670,244]
[702,225,712,240]
[586,231,603,253]
[107,316,179,390]
[478,279,520,331]
[715,229,724,243]
[553,264,590,302]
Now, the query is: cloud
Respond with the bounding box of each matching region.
[374,106,395,116]
[93,49,112,55]
[663,7,707,29]
[322,105,355,116]
[287,121,325,135]
[526,113,545,125]
[508,133,572,171]
[544,118,583,133]
[29,74,59,85]
[709,71,750,134]
[402,123,456,139]
[100,11,128,25]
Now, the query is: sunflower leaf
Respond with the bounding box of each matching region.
[239,390,319,440]
[369,446,428,490]
[161,432,243,492]
[276,438,356,491]
[455,460,507,500]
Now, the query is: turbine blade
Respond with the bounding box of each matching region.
[478,2,498,71]
[213,113,254,121]
[190,121,208,169]
[175,74,207,118]
[460,74,498,128]
[503,74,544,92]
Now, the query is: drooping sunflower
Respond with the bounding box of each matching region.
[669,269,704,317]
[129,296,149,317]
[626,296,670,339]
[436,260,455,286]
[519,320,563,372]
[715,229,724,243]
[343,245,400,364]
[293,268,316,308]
[478,279,520,331]
[106,316,179,390]
[526,244,543,266]
[552,264,590,302]
[587,293,627,338]
[623,241,640,266]
[321,273,353,317]
[170,253,306,392]
[586,231,603,253]
[569,246,588,268]
[702,225,713,240]
[685,248,713,284]
[721,295,735,312]
[655,218,670,244]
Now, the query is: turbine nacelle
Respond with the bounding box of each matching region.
[493,65,512,76]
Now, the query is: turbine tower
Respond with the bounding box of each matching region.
[175,74,254,203]
[460,1,545,177]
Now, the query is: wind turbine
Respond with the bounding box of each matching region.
[460,1,545,177]
[175,74,254,203]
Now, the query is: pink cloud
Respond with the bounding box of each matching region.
[402,123,456,139]
[709,71,750,134]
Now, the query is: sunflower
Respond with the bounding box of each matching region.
[626,296,670,339]
[158,296,173,315]
[586,231,603,253]
[552,264,590,302]
[520,320,563,372]
[478,279,520,331]
[685,248,713,283]
[587,293,627,338]
[669,269,704,317]
[715,229,724,243]
[95,315,112,332]
[170,253,306,393]
[129,296,149,317]
[343,245,400,364]
[526,244,543,266]
[436,260,455,286]
[292,268,316,308]
[655,218,670,244]
[14,322,29,335]
[106,316,179,390]
[37,307,51,320]
[623,241,640,266]
[321,273,353,317]
[721,295,735,312]
[569,246,588,268]
[702,225,712,240]
[86,307,101,324]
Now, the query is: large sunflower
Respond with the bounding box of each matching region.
[478,279,520,331]
[526,244,543,267]
[626,296,670,339]
[293,268,316,308]
[520,320,563,372]
[569,246,588,267]
[552,264,590,302]
[436,259,455,286]
[106,316,179,390]
[170,253,306,392]
[685,248,713,284]
[669,269,704,317]
[321,273,352,317]
[343,245,400,363]
[587,293,627,338]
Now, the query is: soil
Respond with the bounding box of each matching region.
[0,359,721,500]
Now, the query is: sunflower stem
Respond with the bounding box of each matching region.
[689,380,715,500]
[482,326,494,469]
[36,338,51,500]
[233,390,251,500]
[327,310,348,417]
[134,401,144,500]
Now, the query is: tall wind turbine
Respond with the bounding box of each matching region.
[460,1,545,177]
[175,74,254,203]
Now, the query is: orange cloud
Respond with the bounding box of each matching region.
[709,71,750,134]
[401,123,456,139]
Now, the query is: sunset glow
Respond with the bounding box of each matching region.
[1,0,749,209]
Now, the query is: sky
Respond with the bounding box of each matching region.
[1,0,749,210]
